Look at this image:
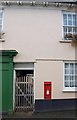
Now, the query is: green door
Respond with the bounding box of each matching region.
[0,50,18,114]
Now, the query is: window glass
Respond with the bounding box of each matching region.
[65,63,69,68]
[63,14,67,25]
[63,12,77,40]
[64,62,77,90]
[0,11,3,32]
[68,14,72,25]
[68,27,72,33]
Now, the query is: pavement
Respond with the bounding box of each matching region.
[1,110,77,119]
[0,113,2,120]
[0,116,2,120]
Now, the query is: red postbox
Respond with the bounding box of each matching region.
[44,82,52,100]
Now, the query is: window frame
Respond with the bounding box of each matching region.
[62,11,77,41]
[63,61,77,92]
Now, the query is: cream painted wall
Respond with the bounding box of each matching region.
[2,7,75,62]
[35,61,75,99]
[1,6,76,99]
[0,42,2,50]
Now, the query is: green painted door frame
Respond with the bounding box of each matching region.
[0,50,18,114]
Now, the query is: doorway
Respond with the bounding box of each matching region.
[15,70,34,112]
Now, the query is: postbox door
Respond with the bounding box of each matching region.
[44,82,51,100]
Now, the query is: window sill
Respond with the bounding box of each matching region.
[59,40,72,43]
[62,89,77,92]
[0,39,5,42]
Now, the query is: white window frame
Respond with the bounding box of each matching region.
[63,61,77,92]
[62,11,77,40]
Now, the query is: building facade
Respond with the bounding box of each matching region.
[0,0,77,114]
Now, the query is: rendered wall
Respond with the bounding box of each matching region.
[1,6,76,101]
[2,7,75,62]
[35,61,75,99]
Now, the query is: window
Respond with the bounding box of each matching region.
[0,10,3,32]
[64,62,77,91]
[63,12,77,40]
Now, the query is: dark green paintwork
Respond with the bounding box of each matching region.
[0,53,2,113]
[0,50,17,114]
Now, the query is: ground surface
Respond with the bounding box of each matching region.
[2,110,77,119]
[0,115,2,120]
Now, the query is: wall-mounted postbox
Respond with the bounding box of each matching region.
[44,82,52,100]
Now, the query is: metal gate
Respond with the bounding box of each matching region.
[15,74,34,111]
